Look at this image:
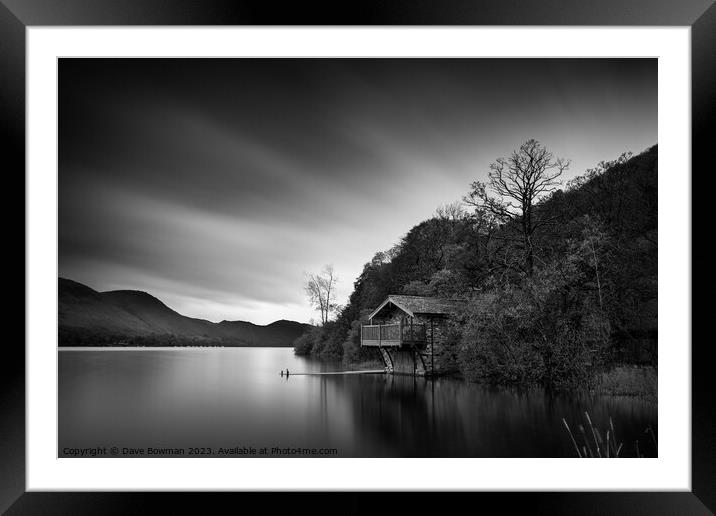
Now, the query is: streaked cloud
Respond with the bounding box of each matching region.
[59,58,657,324]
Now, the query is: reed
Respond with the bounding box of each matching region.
[562,418,582,458]
[562,411,655,458]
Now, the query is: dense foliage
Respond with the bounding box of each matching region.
[295,144,658,388]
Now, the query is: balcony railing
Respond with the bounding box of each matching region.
[361,322,427,347]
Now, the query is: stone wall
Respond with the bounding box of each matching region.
[419,317,458,376]
[422,317,460,375]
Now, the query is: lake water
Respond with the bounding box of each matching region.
[59,347,657,457]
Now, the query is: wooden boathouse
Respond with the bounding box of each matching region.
[361,295,462,376]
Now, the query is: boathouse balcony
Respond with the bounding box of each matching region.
[360,322,427,347]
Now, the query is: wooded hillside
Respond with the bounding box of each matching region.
[296,144,658,388]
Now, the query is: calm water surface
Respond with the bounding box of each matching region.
[59,347,657,457]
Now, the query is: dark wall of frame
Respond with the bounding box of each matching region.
[0,2,26,513]
[3,0,714,514]
[0,0,713,25]
[692,2,716,513]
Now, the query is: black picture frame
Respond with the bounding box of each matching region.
[3,1,713,513]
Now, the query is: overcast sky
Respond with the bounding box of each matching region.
[59,58,656,325]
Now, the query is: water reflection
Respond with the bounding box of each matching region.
[59,348,656,457]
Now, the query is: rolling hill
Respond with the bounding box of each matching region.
[58,278,312,347]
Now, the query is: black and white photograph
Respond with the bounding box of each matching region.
[58,57,658,459]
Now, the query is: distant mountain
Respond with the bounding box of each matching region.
[58,278,312,347]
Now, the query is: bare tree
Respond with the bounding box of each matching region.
[464,139,569,275]
[304,264,339,325]
[434,201,466,222]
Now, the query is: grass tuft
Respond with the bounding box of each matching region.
[562,411,657,458]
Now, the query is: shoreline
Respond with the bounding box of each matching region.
[60,347,657,401]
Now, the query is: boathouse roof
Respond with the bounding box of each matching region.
[368,295,463,321]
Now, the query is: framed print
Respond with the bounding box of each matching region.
[3,0,714,513]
